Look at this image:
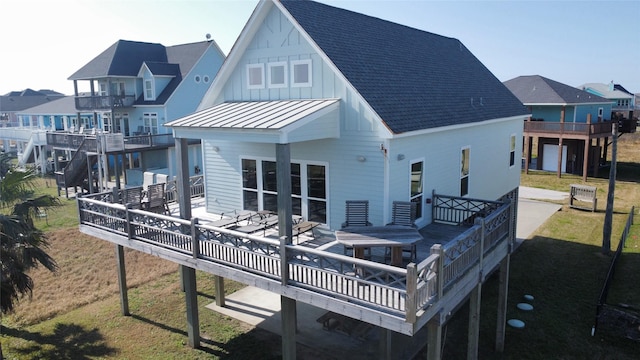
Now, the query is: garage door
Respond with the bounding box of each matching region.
[542,144,567,173]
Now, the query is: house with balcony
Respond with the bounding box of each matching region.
[581,81,637,128]
[504,75,616,181]
[78,1,529,359]
[0,89,64,156]
[52,39,225,195]
[10,95,99,172]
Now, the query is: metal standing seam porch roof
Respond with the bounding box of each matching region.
[166,98,340,143]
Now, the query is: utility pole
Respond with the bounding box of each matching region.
[602,121,618,255]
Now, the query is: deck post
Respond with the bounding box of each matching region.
[276,143,296,360]
[175,137,199,348]
[426,316,442,360]
[380,328,393,359]
[523,134,530,174]
[468,285,481,360]
[281,296,297,360]
[182,265,200,348]
[583,138,590,182]
[405,263,417,323]
[115,244,130,316]
[556,137,563,178]
[495,256,510,352]
[214,276,225,307]
[431,244,444,299]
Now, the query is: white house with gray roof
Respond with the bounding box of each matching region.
[79,1,529,358]
[168,0,529,230]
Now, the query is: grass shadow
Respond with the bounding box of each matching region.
[2,322,117,359]
[430,232,640,360]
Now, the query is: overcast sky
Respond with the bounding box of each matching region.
[2,0,638,95]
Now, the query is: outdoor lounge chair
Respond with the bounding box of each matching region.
[207,210,257,228]
[234,211,279,235]
[145,183,169,214]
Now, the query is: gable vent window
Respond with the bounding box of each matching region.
[247,63,265,89]
[203,75,210,83]
[194,75,201,83]
[268,62,287,88]
[291,59,312,87]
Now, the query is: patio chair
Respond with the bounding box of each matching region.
[122,186,143,210]
[386,201,418,261]
[342,200,372,257]
[145,183,169,214]
[341,200,372,228]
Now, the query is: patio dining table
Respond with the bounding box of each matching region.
[335,225,423,267]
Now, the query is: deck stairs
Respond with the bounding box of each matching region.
[55,137,97,197]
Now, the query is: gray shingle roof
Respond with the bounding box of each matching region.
[0,89,65,112]
[280,0,528,134]
[504,75,612,105]
[68,40,167,80]
[68,40,214,106]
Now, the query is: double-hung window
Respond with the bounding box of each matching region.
[144,79,154,100]
[509,134,516,167]
[460,147,470,197]
[410,160,424,220]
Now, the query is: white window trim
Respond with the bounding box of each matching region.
[267,61,288,88]
[409,158,425,222]
[144,79,155,101]
[241,157,329,224]
[460,146,470,197]
[291,59,312,88]
[246,63,265,90]
[509,134,517,168]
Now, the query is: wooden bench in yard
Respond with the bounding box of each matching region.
[569,184,597,212]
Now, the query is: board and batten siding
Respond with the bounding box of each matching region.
[219,6,341,104]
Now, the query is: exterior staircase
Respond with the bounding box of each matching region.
[55,137,98,197]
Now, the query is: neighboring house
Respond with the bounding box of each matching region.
[504,75,615,181]
[0,89,64,155]
[12,96,97,170]
[79,1,528,359]
[581,81,635,119]
[53,39,225,194]
[0,89,65,127]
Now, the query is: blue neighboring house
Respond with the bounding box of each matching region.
[580,81,638,132]
[504,75,615,180]
[53,39,225,194]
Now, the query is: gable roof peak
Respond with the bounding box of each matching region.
[277,0,528,133]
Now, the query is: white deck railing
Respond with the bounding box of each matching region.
[77,192,514,324]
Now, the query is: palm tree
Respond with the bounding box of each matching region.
[1,154,59,315]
